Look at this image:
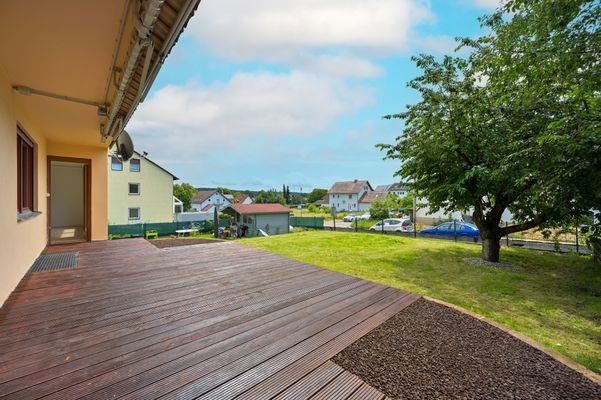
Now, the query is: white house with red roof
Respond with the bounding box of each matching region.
[223,203,291,236]
[328,180,373,211]
[191,190,231,213]
[358,191,388,212]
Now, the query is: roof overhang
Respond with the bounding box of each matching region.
[0,0,200,148]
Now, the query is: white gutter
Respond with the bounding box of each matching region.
[101,0,165,143]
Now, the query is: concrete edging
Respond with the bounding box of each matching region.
[423,296,601,386]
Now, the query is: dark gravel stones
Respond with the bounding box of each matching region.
[332,299,601,399]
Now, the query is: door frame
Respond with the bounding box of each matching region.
[47,156,92,244]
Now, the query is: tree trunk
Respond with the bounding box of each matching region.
[482,236,501,262]
[474,219,502,262]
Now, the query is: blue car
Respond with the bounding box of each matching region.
[420,222,480,242]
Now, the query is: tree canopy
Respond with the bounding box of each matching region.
[173,183,197,212]
[379,0,601,261]
[255,190,286,205]
[308,188,328,204]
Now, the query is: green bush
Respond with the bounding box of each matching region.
[369,200,389,220]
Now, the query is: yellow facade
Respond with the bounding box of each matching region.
[0,0,200,306]
[108,155,175,225]
[0,67,49,304]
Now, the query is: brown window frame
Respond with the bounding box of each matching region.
[17,127,35,214]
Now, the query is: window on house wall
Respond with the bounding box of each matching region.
[111,157,123,171]
[17,127,35,214]
[348,194,352,199]
[128,183,140,195]
[128,207,140,220]
[243,215,253,224]
[129,159,140,172]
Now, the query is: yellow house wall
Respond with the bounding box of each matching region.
[0,67,109,306]
[47,142,108,241]
[0,67,48,306]
[108,156,175,225]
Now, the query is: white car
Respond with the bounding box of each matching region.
[369,218,413,232]
[343,214,358,222]
[359,213,371,220]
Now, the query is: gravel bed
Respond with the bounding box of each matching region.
[332,299,601,399]
[149,238,223,248]
[463,257,517,270]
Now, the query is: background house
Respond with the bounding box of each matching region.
[328,180,373,211]
[108,151,178,225]
[223,204,291,236]
[234,193,254,205]
[358,191,388,212]
[376,183,410,198]
[191,190,232,213]
[0,0,199,305]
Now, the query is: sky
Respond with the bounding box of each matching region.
[128,0,502,192]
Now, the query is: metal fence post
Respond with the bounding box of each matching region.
[575,226,579,255]
[453,220,457,242]
[355,217,358,232]
[506,221,509,247]
[381,219,384,234]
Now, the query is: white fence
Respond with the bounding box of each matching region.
[174,211,212,223]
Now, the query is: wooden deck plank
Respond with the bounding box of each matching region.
[346,383,386,400]
[74,286,390,400]
[310,370,365,400]
[0,277,363,388]
[0,239,419,400]
[218,293,418,400]
[2,282,377,399]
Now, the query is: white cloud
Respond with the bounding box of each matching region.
[190,0,434,67]
[470,0,504,9]
[129,70,374,162]
[300,54,383,78]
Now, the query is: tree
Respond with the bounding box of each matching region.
[255,190,286,205]
[399,193,414,212]
[216,187,232,195]
[369,200,389,221]
[173,183,197,212]
[308,188,328,204]
[379,0,601,262]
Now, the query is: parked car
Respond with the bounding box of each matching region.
[369,218,413,232]
[359,213,371,220]
[420,222,480,242]
[343,214,358,222]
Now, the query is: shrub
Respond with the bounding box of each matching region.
[369,200,389,220]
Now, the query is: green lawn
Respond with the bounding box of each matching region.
[244,230,601,374]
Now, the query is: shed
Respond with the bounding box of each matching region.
[223,204,291,236]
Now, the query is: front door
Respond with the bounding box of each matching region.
[48,157,91,244]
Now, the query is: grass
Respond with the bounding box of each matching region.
[244,230,601,374]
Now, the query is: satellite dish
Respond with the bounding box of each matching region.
[114,130,134,162]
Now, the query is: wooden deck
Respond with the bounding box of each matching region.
[0,239,419,399]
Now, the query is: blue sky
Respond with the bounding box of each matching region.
[128,0,500,192]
